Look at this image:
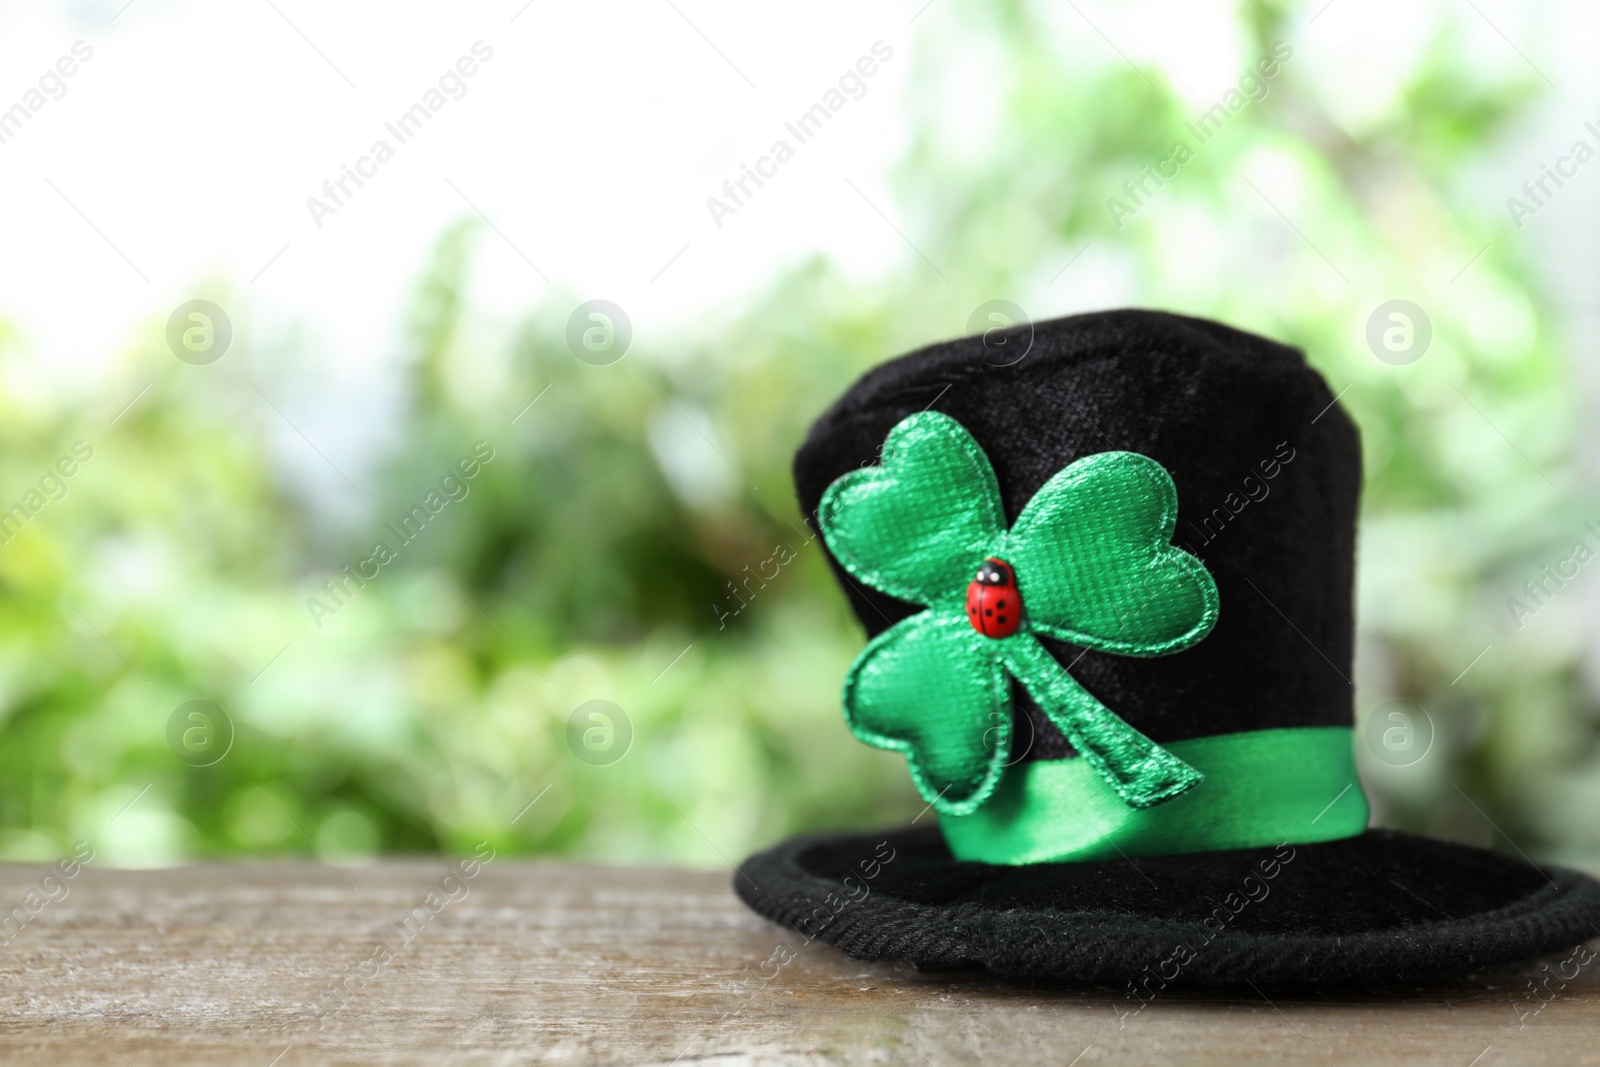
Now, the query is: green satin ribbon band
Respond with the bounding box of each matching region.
[939,726,1370,865]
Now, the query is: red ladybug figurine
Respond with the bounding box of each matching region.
[966,558,1022,638]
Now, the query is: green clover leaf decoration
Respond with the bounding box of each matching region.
[819,411,1220,817]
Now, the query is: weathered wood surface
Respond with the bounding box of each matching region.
[0,860,1593,1065]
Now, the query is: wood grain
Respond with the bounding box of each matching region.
[0,860,1594,1066]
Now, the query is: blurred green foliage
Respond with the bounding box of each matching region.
[2,1,1597,868]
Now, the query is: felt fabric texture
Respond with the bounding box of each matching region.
[793,308,1359,760]
[739,307,1600,984]
[737,826,1600,986]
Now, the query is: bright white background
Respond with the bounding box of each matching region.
[0,2,915,392]
[2,0,1591,419]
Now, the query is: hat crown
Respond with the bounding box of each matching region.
[794,309,1360,762]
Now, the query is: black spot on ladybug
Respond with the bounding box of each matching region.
[985,608,993,617]
[997,599,1007,610]
[998,616,1007,625]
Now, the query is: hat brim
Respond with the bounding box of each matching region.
[736,826,1600,988]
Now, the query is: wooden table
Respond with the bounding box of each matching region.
[0,860,1594,1065]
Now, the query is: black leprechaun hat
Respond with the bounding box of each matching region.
[734,308,1600,987]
